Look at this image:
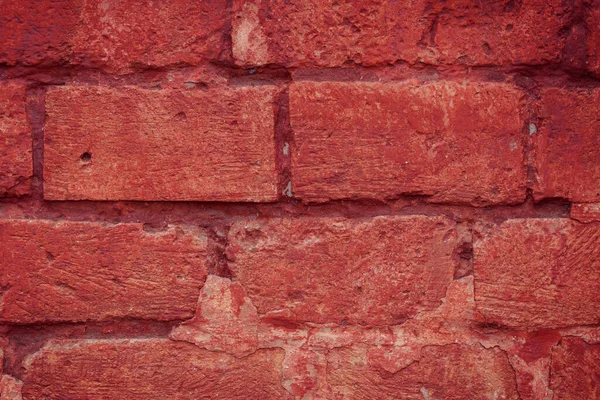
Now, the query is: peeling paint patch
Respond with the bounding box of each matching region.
[232,2,269,65]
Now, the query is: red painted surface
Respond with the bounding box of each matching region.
[534,88,600,202]
[44,85,278,201]
[0,82,31,196]
[290,81,525,205]
[232,0,571,67]
[0,220,207,323]
[227,216,460,325]
[0,0,599,399]
[474,218,600,328]
[550,337,600,400]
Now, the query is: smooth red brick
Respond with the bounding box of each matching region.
[534,88,600,202]
[71,0,228,73]
[44,85,278,201]
[232,0,569,67]
[474,219,600,328]
[0,220,207,323]
[550,337,600,400]
[22,339,291,400]
[0,82,32,196]
[0,0,82,66]
[327,344,518,399]
[290,81,525,205]
[226,216,461,325]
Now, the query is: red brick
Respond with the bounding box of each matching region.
[0,375,22,400]
[290,81,525,205]
[0,0,228,71]
[170,275,259,357]
[44,85,278,201]
[232,0,570,67]
[534,88,600,202]
[71,0,228,73]
[571,203,600,223]
[232,0,425,67]
[474,219,600,328]
[0,0,82,66]
[327,344,518,399]
[0,82,32,196]
[226,216,461,325]
[587,5,600,75]
[22,339,292,400]
[0,220,207,323]
[550,337,600,400]
[432,0,570,66]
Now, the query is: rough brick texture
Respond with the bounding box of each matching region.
[534,88,600,202]
[22,340,291,400]
[71,0,229,73]
[571,203,600,223]
[0,82,31,196]
[290,81,525,205]
[0,220,207,323]
[474,219,600,328]
[328,344,519,399]
[44,85,278,201]
[0,0,228,72]
[550,337,600,400]
[1,0,600,399]
[232,0,571,67]
[0,0,82,66]
[227,216,460,325]
[588,4,600,76]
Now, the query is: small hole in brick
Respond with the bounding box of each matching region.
[80,152,92,163]
[482,42,492,55]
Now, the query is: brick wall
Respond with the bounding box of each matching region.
[1,1,600,399]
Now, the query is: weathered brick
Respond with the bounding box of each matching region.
[550,337,600,400]
[474,219,600,328]
[534,88,600,202]
[170,275,259,357]
[0,0,228,71]
[0,0,82,66]
[226,216,461,325]
[232,0,425,67]
[1,375,22,400]
[44,85,278,201]
[290,81,525,205]
[432,0,570,66]
[0,82,32,196]
[22,339,291,400]
[571,203,600,223]
[71,0,228,73]
[232,0,570,67]
[587,5,600,75]
[327,344,518,399]
[0,220,207,323]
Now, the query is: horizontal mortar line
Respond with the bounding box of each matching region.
[2,63,600,87]
[0,203,572,223]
